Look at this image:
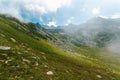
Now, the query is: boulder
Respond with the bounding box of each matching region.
[46,71,54,76]
[0,46,11,50]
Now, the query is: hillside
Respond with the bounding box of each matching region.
[62,17,120,78]
[0,15,120,80]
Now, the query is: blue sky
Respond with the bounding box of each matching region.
[0,0,120,26]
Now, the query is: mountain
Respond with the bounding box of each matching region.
[0,14,120,80]
[63,17,120,47]
[62,17,120,77]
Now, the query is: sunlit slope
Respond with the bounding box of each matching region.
[0,16,120,80]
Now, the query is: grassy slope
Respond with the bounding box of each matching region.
[73,47,120,75]
[0,16,120,80]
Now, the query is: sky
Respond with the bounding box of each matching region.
[0,0,120,26]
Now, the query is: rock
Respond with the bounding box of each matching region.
[32,56,37,59]
[1,54,8,57]
[0,33,5,37]
[0,60,4,62]
[42,56,47,61]
[96,75,102,79]
[10,38,16,43]
[44,65,48,68]
[30,76,34,79]
[0,46,11,50]
[5,60,9,64]
[5,59,12,64]
[41,52,45,54]
[17,52,22,54]
[22,58,30,64]
[35,62,39,66]
[46,71,54,76]
[24,51,29,53]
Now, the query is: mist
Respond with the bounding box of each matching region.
[63,17,120,54]
[106,39,120,54]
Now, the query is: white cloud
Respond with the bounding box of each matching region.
[92,8,100,15]
[65,17,74,25]
[47,21,57,27]
[65,23,69,26]
[99,15,109,19]
[99,15,120,19]
[0,0,72,20]
[111,14,120,19]
[41,0,72,12]
[0,0,23,20]
[24,4,46,15]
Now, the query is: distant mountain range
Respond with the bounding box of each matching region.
[62,17,120,47]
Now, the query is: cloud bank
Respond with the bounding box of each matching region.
[0,0,120,25]
[0,0,72,21]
